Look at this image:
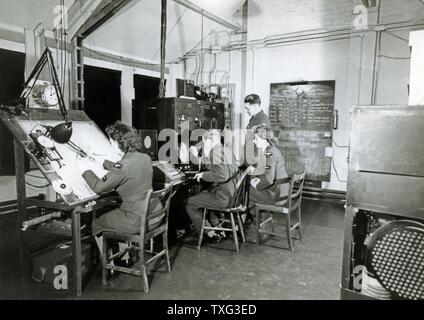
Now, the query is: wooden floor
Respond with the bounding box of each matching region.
[0,199,345,300]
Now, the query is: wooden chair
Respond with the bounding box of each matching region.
[101,184,173,293]
[255,172,306,251]
[197,167,251,252]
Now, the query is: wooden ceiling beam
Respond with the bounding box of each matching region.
[67,0,134,39]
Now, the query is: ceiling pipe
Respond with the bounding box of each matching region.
[172,0,243,32]
[223,18,424,51]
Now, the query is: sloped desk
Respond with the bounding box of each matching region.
[0,109,120,296]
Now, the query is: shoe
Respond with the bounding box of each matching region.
[95,263,119,280]
[107,269,119,280]
[113,258,135,268]
[222,222,232,230]
[245,214,255,225]
[127,247,138,266]
[185,224,196,235]
[221,222,241,238]
[205,232,226,245]
[179,233,199,246]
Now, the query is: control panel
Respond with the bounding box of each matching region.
[152,161,185,189]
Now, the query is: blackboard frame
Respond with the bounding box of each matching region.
[269,80,335,182]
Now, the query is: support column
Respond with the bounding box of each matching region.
[120,67,135,126]
[159,0,167,98]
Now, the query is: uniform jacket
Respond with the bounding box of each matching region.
[246,110,271,129]
[201,144,239,201]
[244,110,272,166]
[82,152,153,215]
[250,144,289,204]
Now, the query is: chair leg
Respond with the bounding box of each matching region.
[163,232,171,273]
[286,214,293,251]
[141,265,149,293]
[270,213,274,233]
[102,236,108,285]
[150,238,154,253]
[297,206,303,241]
[236,212,246,243]
[230,212,239,252]
[255,207,261,245]
[197,208,207,249]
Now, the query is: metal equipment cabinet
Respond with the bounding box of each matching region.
[340,106,424,299]
[132,97,225,132]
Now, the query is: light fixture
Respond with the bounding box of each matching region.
[19,47,73,144]
[20,47,87,157]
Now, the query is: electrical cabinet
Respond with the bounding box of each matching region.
[341,106,424,300]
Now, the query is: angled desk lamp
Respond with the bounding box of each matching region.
[20,47,87,157]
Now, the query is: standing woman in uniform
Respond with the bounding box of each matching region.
[75,121,160,260]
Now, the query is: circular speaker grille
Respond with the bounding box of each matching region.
[369,222,424,300]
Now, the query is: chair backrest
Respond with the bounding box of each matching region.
[228,167,251,209]
[287,172,306,211]
[140,184,173,236]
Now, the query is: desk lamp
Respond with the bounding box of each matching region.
[20,47,87,157]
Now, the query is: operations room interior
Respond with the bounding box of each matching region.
[0,0,423,301]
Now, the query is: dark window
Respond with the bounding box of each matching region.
[84,65,122,132]
[0,48,26,175]
[133,74,162,101]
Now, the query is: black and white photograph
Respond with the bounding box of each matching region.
[0,0,423,305]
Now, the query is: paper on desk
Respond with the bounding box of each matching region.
[56,164,96,199]
[17,120,122,200]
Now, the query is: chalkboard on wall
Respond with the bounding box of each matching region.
[269,81,335,181]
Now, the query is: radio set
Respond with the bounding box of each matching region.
[152,161,186,190]
[132,98,225,133]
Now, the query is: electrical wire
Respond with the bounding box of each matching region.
[200,10,204,85]
[25,173,48,180]
[332,139,349,148]
[385,30,409,43]
[151,8,188,61]
[331,158,347,183]
[60,0,68,95]
[331,138,348,182]
[25,180,51,188]
[60,0,64,94]
[379,55,410,60]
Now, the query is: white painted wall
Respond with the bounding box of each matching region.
[244,41,351,191]
[238,0,421,191]
[409,30,424,105]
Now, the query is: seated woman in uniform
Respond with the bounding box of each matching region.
[75,121,161,264]
[248,125,290,207]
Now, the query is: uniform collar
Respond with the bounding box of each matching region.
[258,143,272,153]
[250,109,263,119]
[121,152,132,161]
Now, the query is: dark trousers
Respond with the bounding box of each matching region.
[168,184,193,240]
[185,190,229,234]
